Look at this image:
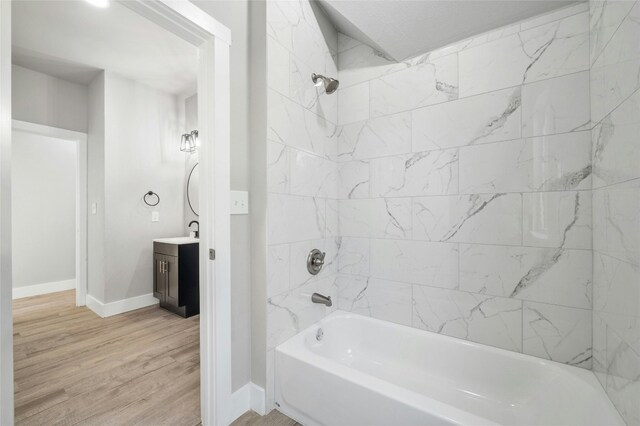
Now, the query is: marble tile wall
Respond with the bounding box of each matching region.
[335,3,595,368]
[590,0,640,423]
[265,0,339,409]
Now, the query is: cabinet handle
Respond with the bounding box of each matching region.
[163,261,167,273]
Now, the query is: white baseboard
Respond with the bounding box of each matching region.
[86,293,159,318]
[229,382,266,422]
[13,279,76,299]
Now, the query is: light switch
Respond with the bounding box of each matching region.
[152,211,160,222]
[91,203,97,215]
[230,190,249,215]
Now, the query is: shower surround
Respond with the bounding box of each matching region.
[264,0,639,422]
[335,3,592,366]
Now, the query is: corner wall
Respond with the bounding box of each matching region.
[264,0,339,409]
[590,0,640,423]
[335,3,594,368]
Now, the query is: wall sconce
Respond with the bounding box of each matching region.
[180,130,199,152]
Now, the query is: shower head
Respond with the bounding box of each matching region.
[311,73,339,94]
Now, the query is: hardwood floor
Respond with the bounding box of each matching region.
[231,410,299,426]
[13,290,200,426]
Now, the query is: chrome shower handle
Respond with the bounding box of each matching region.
[307,249,326,275]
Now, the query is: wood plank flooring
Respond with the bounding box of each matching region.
[231,410,299,426]
[13,290,201,426]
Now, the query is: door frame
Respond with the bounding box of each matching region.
[0,1,233,425]
[11,120,88,307]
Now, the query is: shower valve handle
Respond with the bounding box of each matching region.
[307,249,326,275]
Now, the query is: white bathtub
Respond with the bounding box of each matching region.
[275,311,623,426]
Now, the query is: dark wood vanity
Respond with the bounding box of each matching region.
[153,238,199,318]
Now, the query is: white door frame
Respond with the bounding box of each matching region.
[11,120,88,307]
[0,1,233,425]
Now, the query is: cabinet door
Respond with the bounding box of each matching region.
[154,253,166,302]
[165,255,180,307]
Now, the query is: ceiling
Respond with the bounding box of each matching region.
[319,0,582,61]
[11,0,198,95]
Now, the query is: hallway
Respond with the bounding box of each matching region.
[13,291,200,425]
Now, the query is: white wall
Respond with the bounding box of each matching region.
[87,72,106,302]
[191,0,253,392]
[11,130,76,288]
[100,72,185,303]
[11,65,88,133]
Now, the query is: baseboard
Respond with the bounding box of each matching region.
[86,293,159,318]
[250,383,266,415]
[12,279,76,299]
[229,382,266,422]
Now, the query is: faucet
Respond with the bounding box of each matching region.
[311,293,332,307]
[189,220,199,238]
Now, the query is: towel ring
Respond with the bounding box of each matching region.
[143,191,160,207]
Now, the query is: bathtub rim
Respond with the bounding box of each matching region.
[275,309,624,426]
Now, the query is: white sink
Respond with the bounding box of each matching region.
[153,237,199,245]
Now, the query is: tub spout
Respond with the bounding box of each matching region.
[311,293,332,307]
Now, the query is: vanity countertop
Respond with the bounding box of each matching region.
[154,237,199,245]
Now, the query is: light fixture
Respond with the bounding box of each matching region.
[85,0,110,8]
[180,130,199,152]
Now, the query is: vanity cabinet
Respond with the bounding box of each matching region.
[153,239,199,318]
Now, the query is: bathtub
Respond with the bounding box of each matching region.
[274,311,623,426]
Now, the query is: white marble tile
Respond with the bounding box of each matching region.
[523,302,592,368]
[337,237,370,276]
[268,37,290,96]
[337,82,369,125]
[412,193,522,245]
[460,244,592,309]
[521,71,591,137]
[426,23,521,62]
[325,199,339,238]
[370,53,458,118]
[268,89,337,159]
[604,327,640,425]
[370,239,459,289]
[338,42,409,89]
[459,12,589,97]
[266,0,295,51]
[520,3,589,31]
[412,286,523,351]
[337,112,411,161]
[370,149,459,197]
[268,194,325,244]
[339,198,412,239]
[267,141,289,194]
[590,0,636,65]
[290,4,334,73]
[592,1,640,69]
[412,87,521,151]
[267,244,291,298]
[591,57,640,126]
[290,238,339,289]
[593,251,640,320]
[337,275,412,326]
[338,160,370,199]
[459,132,591,194]
[593,312,608,384]
[523,191,592,250]
[290,54,338,124]
[267,275,337,349]
[592,86,640,188]
[593,180,640,265]
[289,149,337,198]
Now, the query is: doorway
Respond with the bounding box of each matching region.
[11,121,87,306]
[0,1,233,425]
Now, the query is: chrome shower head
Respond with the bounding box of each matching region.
[311,73,339,95]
